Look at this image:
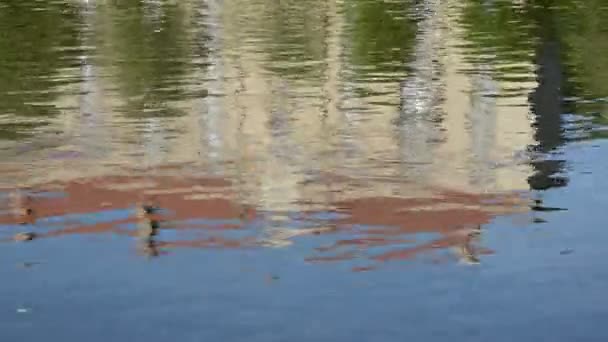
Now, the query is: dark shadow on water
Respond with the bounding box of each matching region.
[527,2,568,191]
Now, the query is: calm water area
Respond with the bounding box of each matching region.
[1,0,608,340]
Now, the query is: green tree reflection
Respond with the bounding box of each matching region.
[459,0,608,132]
[98,0,195,118]
[554,0,608,130]
[257,0,329,81]
[0,1,81,140]
[344,0,416,82]
[458,0,538,85]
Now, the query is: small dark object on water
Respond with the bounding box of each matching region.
[532,217,547,224]
[15,207,35,225]
[145,205,156,213]
[560,248,574,255]
[531,199,567,212]
[19,262,40,268]
[141,204,157,215]
[265,274,280,283]
[531,204,567,212]
[14,232,36,242]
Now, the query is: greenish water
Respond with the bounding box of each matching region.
[1,0,608,341]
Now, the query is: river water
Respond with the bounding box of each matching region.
[1,0,607,340]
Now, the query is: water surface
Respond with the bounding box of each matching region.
[1,0,608,341]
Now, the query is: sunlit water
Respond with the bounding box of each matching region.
[1,0,608,340]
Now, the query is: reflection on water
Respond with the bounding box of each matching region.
[0,0,607,269]
[0,166,527,269]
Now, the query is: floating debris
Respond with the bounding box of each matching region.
[13,232,36,242]
[531,199,567,212]
[136,203,161,257]
[560,248,574,255]
[16,307,30,314]
[19,208,33,216]
[265,274,280,284]
[352,266,376,272]
[531,204,567,212]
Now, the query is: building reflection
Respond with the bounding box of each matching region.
[0,167,527,270]
[2,0,538,188]
[2,0,594,269]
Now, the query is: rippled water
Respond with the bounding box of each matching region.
[1,0,608,340]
